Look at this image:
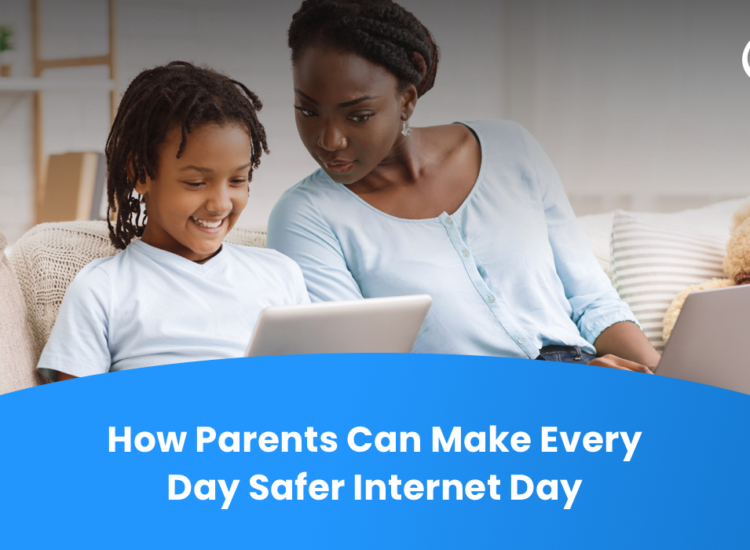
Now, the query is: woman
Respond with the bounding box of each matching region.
[268,0,659,372]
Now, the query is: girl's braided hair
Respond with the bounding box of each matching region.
[105,61,269,250]
[288,0,439,97]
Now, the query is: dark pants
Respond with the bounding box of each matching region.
[536,345,597,364]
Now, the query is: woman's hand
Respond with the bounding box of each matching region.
[587,354,654,374]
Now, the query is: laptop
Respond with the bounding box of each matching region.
[245,294,432,357]
[657,284,750,393]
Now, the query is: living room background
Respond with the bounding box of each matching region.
[0,0,748,246]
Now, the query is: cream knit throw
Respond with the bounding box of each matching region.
[8,221,268,377]
[1,228,43,394]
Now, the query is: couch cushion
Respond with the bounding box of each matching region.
[577,212,615,281]
[9,221,268,359]
[0,229,44,393]
[611,211,727,353]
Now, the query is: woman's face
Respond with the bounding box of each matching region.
[292,45,416,185]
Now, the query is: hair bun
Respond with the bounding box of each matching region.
[289,0,440,98]
[415,26,439,97]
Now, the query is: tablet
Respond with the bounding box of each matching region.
[245,294,432,357]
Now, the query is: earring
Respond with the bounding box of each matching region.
[401,119,412,137]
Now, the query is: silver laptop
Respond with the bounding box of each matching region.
[245,294,432,357]
[657,285,750,393]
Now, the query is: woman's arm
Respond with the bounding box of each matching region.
[518,124,654,371]
[57,372,78,381]
[267,185,364,302]
[594,321,660,367]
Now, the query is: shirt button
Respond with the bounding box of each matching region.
[462,250,470,258]
[518,337,526,344]
[487,295,495,303]
[446,217,453,224]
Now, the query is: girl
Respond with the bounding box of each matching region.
[267,0,659,372]
[38,61,309,381]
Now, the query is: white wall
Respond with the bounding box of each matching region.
[0,0,34,246]
[0,0,505,244]
[503,0,750,214]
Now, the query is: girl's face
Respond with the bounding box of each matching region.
[292,46,417,185]
[134,123,251,261]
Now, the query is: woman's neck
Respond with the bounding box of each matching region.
[340,123,481,220]
[353,128,431,193]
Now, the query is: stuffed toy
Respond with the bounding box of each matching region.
[663,200,750,343]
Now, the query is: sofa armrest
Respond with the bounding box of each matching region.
[0,229,44,393]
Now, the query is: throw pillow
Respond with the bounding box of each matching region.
[611,211,726,353]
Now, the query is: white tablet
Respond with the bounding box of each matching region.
[657,284,750,393]
[245,294,432,357]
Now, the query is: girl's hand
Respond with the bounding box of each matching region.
[587,354,654,374]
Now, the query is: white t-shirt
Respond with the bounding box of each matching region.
[37,240,310,379]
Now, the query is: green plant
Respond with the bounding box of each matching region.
[0,25,14,53]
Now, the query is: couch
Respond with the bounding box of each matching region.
[0,228,44,394]
[2,196,745,393]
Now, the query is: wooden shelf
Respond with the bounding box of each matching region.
[27,0,118,224]
[0,76,116,92]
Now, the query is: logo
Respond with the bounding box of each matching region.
[744,40,750,78]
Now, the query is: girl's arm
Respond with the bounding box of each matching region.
[37,261,112,380]
[58,372,78,381]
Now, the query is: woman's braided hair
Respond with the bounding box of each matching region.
[288,0,439,97]
[105,61,269,250]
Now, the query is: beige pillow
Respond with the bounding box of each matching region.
[0,229,44,393]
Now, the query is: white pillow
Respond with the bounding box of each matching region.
[629,198,744,242]
[611,211,727,352]
[577,212,615,280]
[577,197,747,284]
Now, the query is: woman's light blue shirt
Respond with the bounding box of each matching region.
[268,120,638,358]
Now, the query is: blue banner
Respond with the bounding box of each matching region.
[1,354,748,548]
